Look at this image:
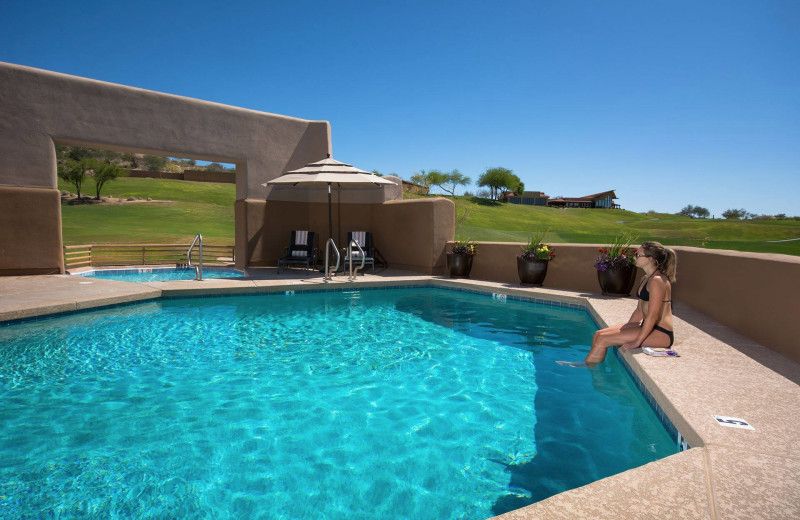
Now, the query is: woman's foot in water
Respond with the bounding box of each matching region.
[555,360,587,367]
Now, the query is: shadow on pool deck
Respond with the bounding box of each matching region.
[670,302,800,386]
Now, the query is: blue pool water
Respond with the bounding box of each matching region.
[76,267,245,282]
[0,288,676,519]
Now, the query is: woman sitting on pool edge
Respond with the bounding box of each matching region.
[563,241,677,367]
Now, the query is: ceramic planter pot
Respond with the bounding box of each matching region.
[447,253,474,278]
[517,257,549,286]
[597,264,637,296]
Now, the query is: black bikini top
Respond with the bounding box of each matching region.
[637,273,671,303]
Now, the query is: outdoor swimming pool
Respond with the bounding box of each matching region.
[74,267,245,282]
[0,287,676,519]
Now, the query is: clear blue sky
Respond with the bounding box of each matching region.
[2,0,798,216]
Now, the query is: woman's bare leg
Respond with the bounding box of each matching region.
[585,326,642,364]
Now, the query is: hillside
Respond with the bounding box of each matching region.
[58,177,800,256]
[436,194,800,256]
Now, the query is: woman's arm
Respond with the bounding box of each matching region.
[628,302,644,324]
[623,278,666,348]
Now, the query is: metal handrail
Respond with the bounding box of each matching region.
[187,233,203,280]
[347,239,366,280]
[324,238,340,280]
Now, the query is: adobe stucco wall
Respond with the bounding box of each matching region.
[373,199,455,273]
[183,169,236,184]
[237,197,455,273]
[125,170,185,181]
[458,242,800,362]
[673,247,800,362]
[0,61,330,275]
[125,169,235,183]
[0,187,63,275]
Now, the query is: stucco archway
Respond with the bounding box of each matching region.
[0,62,330,275]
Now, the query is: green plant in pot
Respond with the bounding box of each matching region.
[594,233,638,296]
[447,240,477,278]
[517,231,555,286]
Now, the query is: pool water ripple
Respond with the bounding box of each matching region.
[0,288,675,519]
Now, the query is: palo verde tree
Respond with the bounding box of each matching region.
[410,169,472,196]
[477,167,521,200]
[436,169,471,196]
[410,169,434,191]
[88,159,128,200]
[425,169,447,191]
[57,158,89,199]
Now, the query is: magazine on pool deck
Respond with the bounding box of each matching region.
[642,347,680,357]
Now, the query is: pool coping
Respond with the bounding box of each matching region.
[71,266,246,279]
[1,272,798,519]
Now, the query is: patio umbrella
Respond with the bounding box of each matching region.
[263,155,396,267]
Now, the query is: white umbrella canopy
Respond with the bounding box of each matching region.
[264,157,395,187]
[263,155,396,251]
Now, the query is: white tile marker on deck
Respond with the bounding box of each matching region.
[712,415,755,430]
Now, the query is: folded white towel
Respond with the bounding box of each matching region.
[292,230,308,257]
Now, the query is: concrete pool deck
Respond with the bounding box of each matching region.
[1,270,798,519]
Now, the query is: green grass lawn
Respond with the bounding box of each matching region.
[445,195,800,256]
[62,177,236,206]
[59,178,235,245]
[58,178,800,255]
[60,203,234,244]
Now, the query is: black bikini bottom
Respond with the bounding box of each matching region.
[652,325,675,347]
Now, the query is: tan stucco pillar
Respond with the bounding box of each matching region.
[0,186,64,275]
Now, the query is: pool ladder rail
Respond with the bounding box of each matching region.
[187,233,203,281]
[323,239,366,281]
[324,238,341,281]
[346,239,366,281]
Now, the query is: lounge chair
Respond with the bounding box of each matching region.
[277,231,317,274]
[343,231,375,274]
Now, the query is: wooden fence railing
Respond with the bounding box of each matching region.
[63,243,235,270]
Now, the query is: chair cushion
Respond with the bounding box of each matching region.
[351,231,366,247]
[291,230,309,257]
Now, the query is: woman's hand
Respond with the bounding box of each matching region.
[620,342,640,350]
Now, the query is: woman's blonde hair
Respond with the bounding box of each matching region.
[641,241,677,283]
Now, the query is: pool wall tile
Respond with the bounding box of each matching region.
[612,347,689,451]
[0,298,157,327]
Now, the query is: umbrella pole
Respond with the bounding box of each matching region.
[328,183,333,241]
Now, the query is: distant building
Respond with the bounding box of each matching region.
[505,191,549,206]
[547,190,619,209]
